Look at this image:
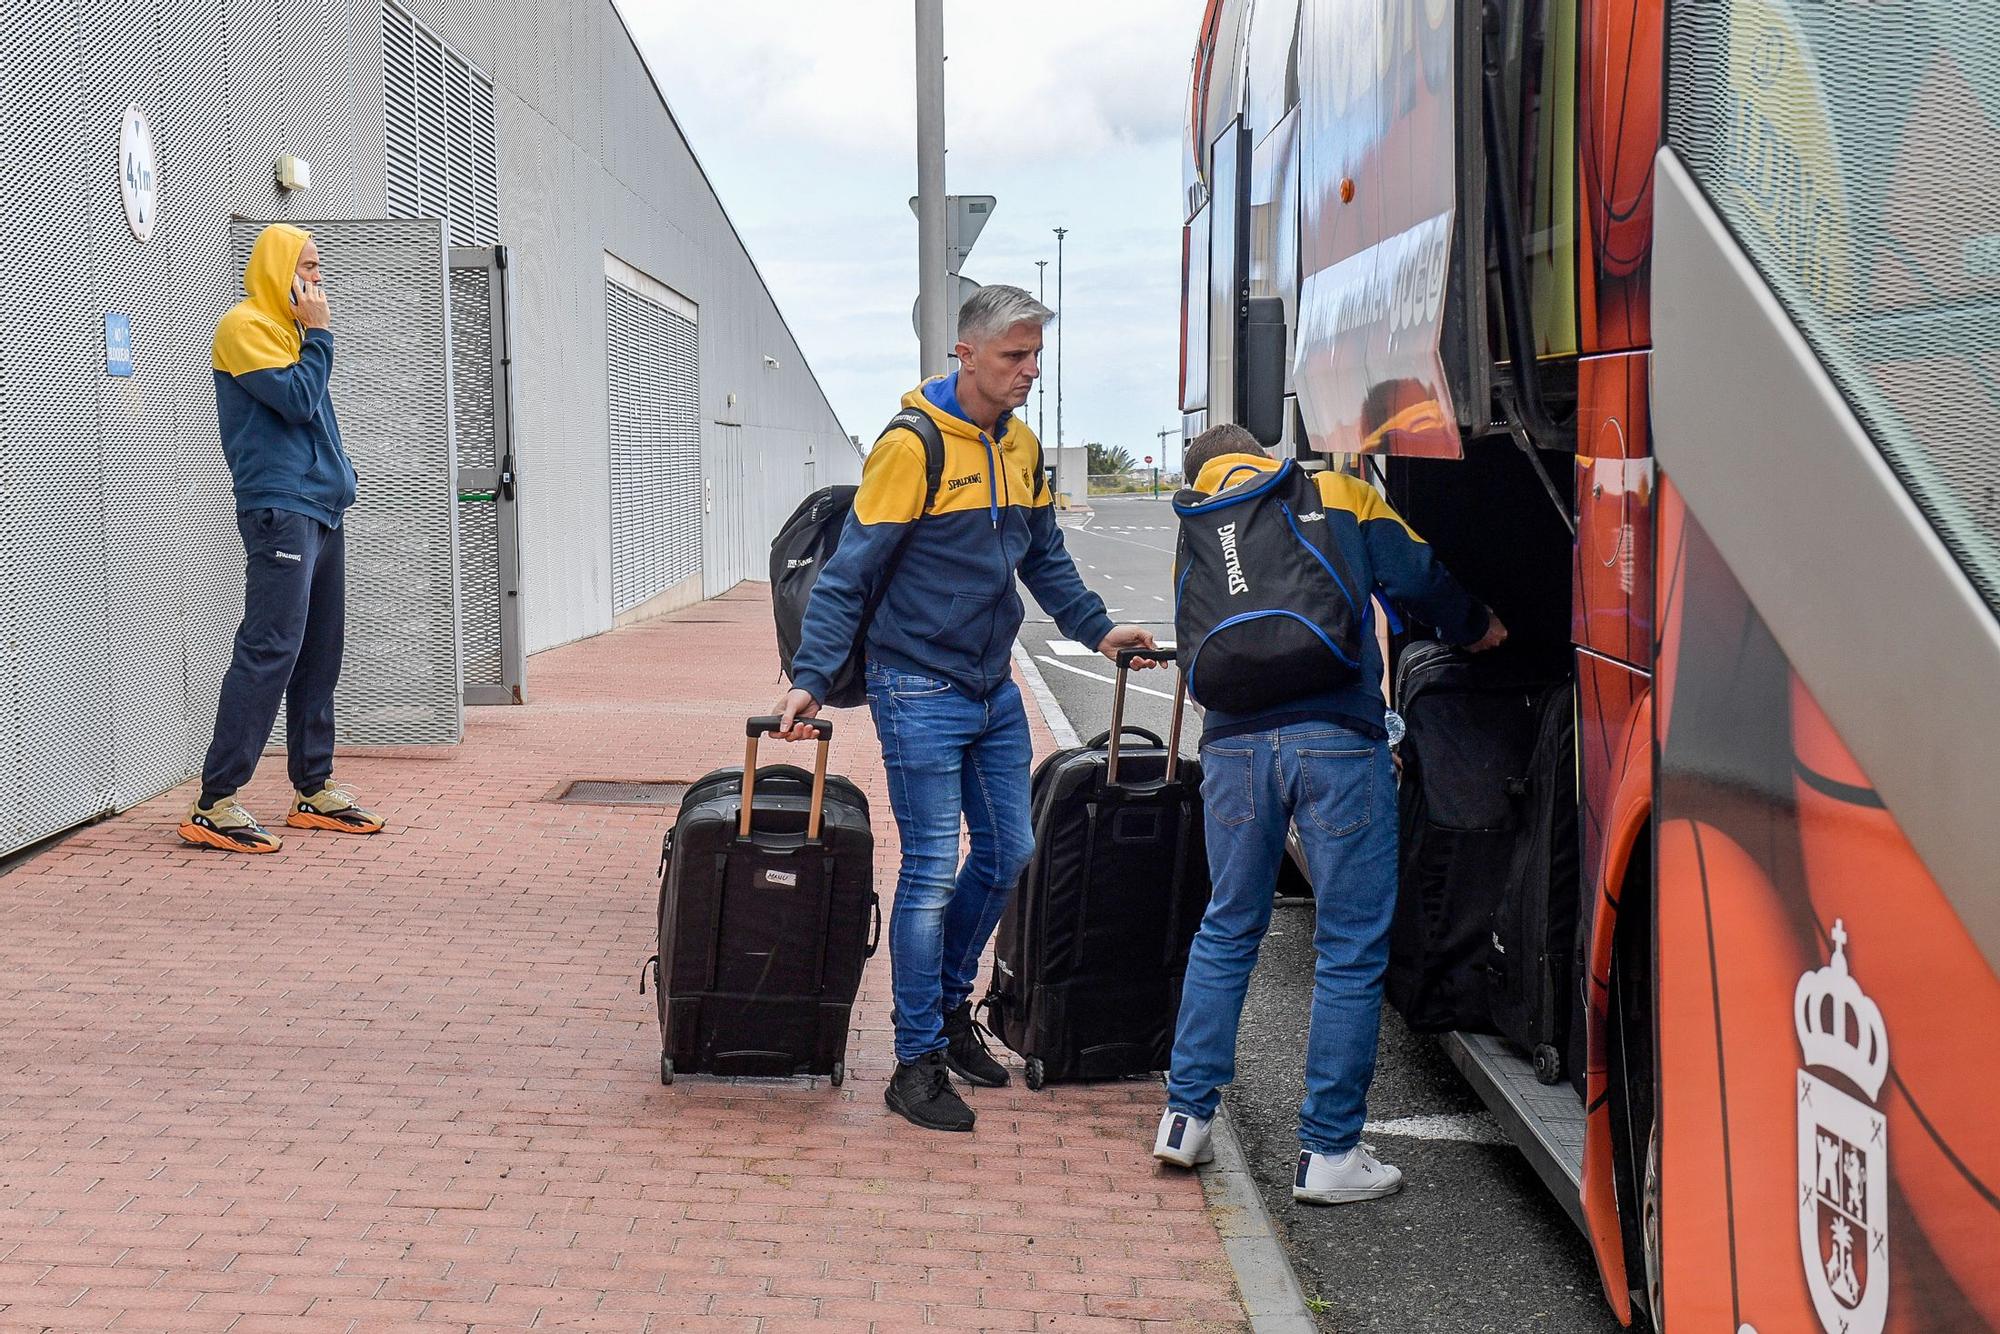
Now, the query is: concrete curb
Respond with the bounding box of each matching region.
[1012,643,1319,1332]
[1201,1111,1321,1333]
[1011,641,1081,747]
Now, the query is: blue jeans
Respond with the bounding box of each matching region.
[1167,722,1397,1154]
[866,662,1036,1064]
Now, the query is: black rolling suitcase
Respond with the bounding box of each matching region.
[982,649,1210,1089]
[644,717,878,1087]
[1385,642,1551,1034]
[1485,681,1581,1083]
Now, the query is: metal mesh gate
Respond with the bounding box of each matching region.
[451,246,524,703]
[231,218,465,746]
[606,276,702,615]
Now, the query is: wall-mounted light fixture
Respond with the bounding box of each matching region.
[762,355,780,370]
[276,155,312,192]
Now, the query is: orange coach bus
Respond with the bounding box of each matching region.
[1178,2,2000,1329]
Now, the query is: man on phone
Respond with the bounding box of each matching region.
[179,223,380,853]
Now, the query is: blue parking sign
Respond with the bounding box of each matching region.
[105,313,132,377]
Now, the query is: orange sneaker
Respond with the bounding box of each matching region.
[178,797,282,854]
[286,783,385,834]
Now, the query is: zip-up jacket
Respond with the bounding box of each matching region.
[1189,452,1486,743]
[791,374,1113,702]
[211,223,358,528]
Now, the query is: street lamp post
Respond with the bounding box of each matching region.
[1053,226,1067,497]
[1035,258,1048,446]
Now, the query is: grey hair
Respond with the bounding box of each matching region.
[957,284,1054,345]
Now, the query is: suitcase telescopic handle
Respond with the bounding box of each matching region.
[741,716,835,840]
[1107,648,1187,787]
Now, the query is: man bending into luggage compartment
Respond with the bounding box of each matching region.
[1151,423,1505,1202]
[776,286,1156,1132]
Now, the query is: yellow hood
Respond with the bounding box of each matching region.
[1191,451,1278,495]
[213,223,311,376]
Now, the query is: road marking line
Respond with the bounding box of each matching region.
[1121,584,1136,591]
[1048,640,1094,657]
[1063,525,1178,555]
[1359,1111,1511,1146]
[1035,654,1179,701]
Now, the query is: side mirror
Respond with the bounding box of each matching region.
[1242,296,1287,449]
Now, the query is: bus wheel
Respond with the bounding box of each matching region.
[1607,830,1660,1330]
[1642,1121,1664,1330]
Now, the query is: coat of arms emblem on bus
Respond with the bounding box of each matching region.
[1796,920,1890,1334]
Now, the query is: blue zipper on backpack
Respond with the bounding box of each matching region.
[1279,500,1360,621]
[1173,459,1292,516]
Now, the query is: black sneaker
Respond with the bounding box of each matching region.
[884,1051,976,1132]
[942,1001,1010,1088]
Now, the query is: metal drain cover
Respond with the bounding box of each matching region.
[556,780,690,805]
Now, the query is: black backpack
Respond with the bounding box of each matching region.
[769,409,946,708]
[1172,459,1365,713]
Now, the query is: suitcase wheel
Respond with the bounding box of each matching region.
[830,1061,845,1088]
[1532,1044,1562,1086]
[659,1055,674,1086]
[1024,1057,1046,1091]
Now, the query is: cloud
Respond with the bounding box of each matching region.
[625,1,1192,165]
[618,0,1207,450]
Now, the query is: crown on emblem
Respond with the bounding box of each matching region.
[1794,919,1890,1101]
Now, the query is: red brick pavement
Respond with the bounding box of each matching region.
[0,587,1244,1332]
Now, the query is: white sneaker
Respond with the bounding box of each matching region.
[1152,1109,1215,1168]
[1292,1144,1402,1204]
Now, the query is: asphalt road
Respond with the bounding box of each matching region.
[1026,494,1619,1334]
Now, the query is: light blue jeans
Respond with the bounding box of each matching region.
[865,662,1036,1064]
[1167,722,1398,1154]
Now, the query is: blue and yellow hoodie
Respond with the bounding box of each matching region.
[212,224,358,528]
[790,374,1113,702]
[1189,452,1487,743]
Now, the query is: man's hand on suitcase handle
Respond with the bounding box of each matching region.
[1098,624,1161,668]
[773,688,823,742]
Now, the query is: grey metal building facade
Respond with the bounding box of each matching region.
[0,0,857,858]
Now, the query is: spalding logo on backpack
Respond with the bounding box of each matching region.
[1173,461,1364,713]
[1216,522,1249,595]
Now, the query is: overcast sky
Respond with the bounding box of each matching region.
[618,0,1204,468]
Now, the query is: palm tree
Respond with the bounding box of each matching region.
[1085,442,1138,479]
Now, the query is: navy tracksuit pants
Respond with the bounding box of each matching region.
[200,507,346,800]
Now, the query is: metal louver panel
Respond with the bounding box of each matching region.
[381,0,497,246]
[606,277,702,615]
[90,0,196,814]
[383,4,421,216]
[0,2,115,848]
[231,218,464,746]
[164,0,252,797]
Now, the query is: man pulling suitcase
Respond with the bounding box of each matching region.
[1151,424,1504,1203]
[775,286,1155,1132]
